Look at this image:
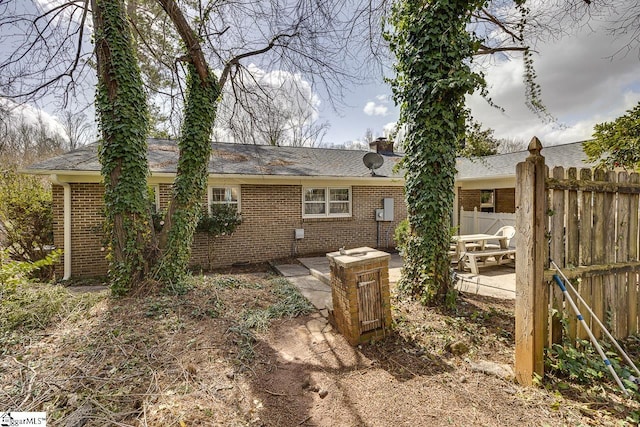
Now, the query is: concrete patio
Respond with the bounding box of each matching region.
[273,252,515,313]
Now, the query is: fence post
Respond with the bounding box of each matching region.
[473,207,479,234]
[515,137,548,385]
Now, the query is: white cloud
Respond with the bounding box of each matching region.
[383,121,397,136]
[468,3,640,146]
[363,101,388,116]
[0,98,67,139]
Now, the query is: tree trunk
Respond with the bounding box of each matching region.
[92,0,152,294]
[154,64,219,290]
[152,0,220,289]
[389,0,479,306]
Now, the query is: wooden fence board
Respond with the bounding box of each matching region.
[604,171,618,337]
[629,174,639,335]
[550,167,566,344]
[578,168,593,339]
[617,172,630,338]
[591,169,606,338]
[567,168,579,340]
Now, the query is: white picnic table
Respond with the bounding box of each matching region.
[451,233,508,254]
[451,233,512,273]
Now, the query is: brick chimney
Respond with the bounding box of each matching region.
[369,137,394,154]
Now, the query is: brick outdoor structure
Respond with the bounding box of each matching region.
[52,182,406,278]
[326,247,392,345]
[458,188,516,213]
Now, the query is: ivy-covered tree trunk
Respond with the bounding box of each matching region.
[92,0,152,295]
[152,0,221,289]
[387,0,484,305]
[155,63,220,289]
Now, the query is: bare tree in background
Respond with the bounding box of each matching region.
[498,137,529,153]
[215,66,330,146]
[60,110,93,150]
[0,109,66,167]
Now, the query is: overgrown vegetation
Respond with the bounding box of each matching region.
[0,250,101,341]
[93,0,153,295]
[584,101,640,170]
[0,170,54,269]
[238,277,314,332]
[546,322,640,398]
[195,205,242,236]
[386,0,486,306]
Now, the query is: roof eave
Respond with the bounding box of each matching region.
[20,169,405,186]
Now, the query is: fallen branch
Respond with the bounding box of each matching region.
[298,415,312,425]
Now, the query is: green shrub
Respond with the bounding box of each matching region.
[394,219,409,253]
[0,170,54,272]
[196,204,242,236]
[0,249,61,291]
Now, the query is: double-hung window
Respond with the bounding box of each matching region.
[208,186,240,212]
[303,187,351,218]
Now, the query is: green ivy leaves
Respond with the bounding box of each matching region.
[94,0,152,295]
[387,0,484,305]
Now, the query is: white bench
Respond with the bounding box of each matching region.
[462,248,516,274]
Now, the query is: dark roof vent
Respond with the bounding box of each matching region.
[369,137,394,154]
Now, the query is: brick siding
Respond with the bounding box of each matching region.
[53,183,109,278]
[458,188,515,214]
[53,182,406,278]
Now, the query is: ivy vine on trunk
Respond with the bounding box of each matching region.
[92,0,153,295]
[386,0,486,306]
[154,63,220,290]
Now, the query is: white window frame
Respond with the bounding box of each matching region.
[302,186,352,218]
[480,189,495,213]
[208,185,241,213]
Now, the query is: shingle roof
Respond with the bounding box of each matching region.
[25,138,404,179]
[25,139,595,182]
[456,141,595,181]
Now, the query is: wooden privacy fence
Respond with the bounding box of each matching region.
[515,137,640,385]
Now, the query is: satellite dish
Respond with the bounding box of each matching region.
[363,152,384,176]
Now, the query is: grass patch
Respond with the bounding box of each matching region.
[238,277,314,331]
[0,283,105,349]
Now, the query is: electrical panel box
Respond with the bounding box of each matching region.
[295,228,304,239]
[383,198,394,221]
[375,209,384,221]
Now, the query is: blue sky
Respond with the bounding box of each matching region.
[318,2,640,149]
[6,1,640,151]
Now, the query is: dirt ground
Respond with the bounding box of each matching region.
[2,267,639,426]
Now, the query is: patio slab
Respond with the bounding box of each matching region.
[299,253,515,300]
[272,263,311,277]
[455,266,516,299]
[271,263,333,311]
[275,253,516,318]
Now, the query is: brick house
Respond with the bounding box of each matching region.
[25,138,406,279]
[453,141,595,224]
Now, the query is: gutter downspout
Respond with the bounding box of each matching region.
[50,174,71,280]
